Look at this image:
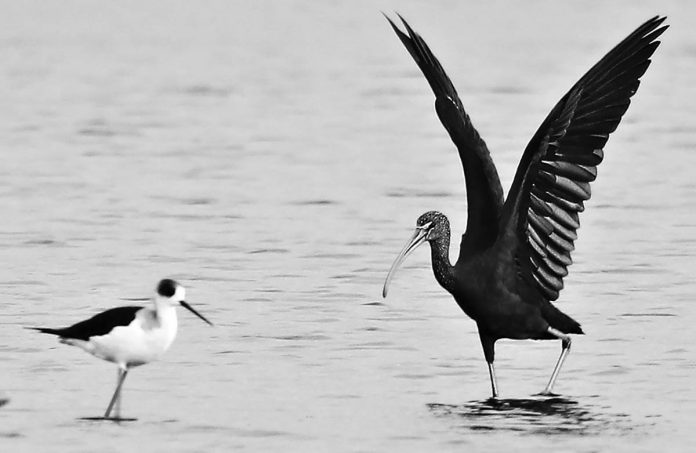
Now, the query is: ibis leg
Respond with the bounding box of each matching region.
[104,368,128,419]
[478,331,499,398]
[541,327,572,395]
[487,361,499,398]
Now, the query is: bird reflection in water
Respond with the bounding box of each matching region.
[428,397,632,435]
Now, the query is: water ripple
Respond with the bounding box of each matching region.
[428,397,638,436]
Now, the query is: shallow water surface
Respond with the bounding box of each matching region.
[0,1,695,452]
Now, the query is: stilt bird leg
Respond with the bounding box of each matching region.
[115,369,122,418]
[104,368,128,419]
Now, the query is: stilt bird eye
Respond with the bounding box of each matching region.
[157,279,178,298]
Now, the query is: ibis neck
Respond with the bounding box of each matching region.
[428,231,457,295]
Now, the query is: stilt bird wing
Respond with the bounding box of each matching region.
[32,306,143,340]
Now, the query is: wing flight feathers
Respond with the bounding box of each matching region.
[386,14,504,254]
[502,16,667,301]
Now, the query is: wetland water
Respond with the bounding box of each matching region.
[0,1,695,451]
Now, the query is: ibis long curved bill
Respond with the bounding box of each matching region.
[180,301,213,326]
[383,223,431,298]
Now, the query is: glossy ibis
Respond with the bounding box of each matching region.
[31,279,212,420]
[383,15,667,397]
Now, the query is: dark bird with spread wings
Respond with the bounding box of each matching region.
[382,14,667,397]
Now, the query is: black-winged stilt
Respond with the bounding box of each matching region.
[30,278,212,421]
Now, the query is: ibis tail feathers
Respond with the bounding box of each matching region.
[541,304,584,335]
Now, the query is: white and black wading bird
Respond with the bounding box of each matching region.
[31,279,212,420]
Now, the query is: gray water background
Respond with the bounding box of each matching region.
[0,1,695,451]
